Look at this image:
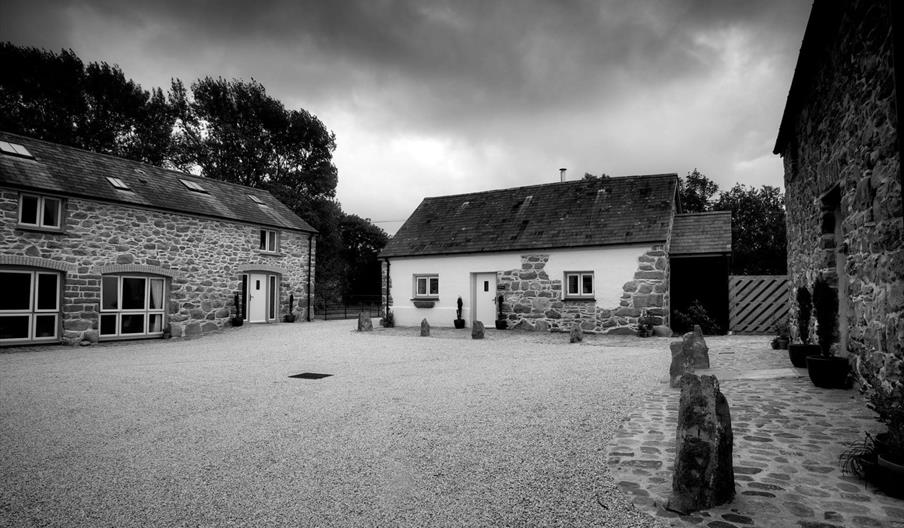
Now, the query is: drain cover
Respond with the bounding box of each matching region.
[289,372,333,379]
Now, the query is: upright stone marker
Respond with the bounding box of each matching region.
[420,318,430,337]
[669,373,735,514]
[668,324,711,387]
[471,320,485,339]
[357,313,373,331]
[569,325,583,343]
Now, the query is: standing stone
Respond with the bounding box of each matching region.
[669,325,710,387]
[471,320,485,339]
[570,325,583,343]
[669,373,735,514]
[357,313,373,331]
[420,318,430,337]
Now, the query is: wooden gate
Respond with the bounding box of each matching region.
[729,275,789,334]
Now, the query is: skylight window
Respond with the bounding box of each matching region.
[248,194,265,204]
[106,177,131,191]
[0,141,33,159]
[180,179,208,193]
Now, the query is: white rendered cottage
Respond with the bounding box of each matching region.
[380,174,730,333]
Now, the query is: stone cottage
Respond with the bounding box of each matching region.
[773,0,903,364]
[379,174,731,333]
[0,131,316,346]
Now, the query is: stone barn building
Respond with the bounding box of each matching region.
[0,132,316,346]
[774,1,904,368]
[380,174,731,333]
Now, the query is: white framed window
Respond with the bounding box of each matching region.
[259,229,278,252]
[0,270,60,342]
[18,194,62,229]
[248,194,265,204]
[99,275,166,338]
[414,274,439,298]
[564,271,594,299]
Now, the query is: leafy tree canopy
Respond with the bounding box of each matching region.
[1,42,386,304]
[677,170,787,275]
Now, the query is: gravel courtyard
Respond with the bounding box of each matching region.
[1,320,672,527]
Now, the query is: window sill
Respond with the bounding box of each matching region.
[16,225,66,235]
[258,251,282,257]
[564,296,596,302]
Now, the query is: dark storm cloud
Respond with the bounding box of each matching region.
[3,0,809,128]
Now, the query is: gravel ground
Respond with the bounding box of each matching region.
[1,320,672,527]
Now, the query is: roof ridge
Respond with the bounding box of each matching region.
[422,173,679,201]
[0,130,275,196]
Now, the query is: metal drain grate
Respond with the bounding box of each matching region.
[289,372,333,379]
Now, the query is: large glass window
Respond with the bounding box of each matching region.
[0,270,59,342]
[18,194,62,229]
[100,276,166,338]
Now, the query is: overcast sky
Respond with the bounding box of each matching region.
[4,0,812,234]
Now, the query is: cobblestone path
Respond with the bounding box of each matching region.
[608,336,904,528]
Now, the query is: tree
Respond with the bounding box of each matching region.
[713,184,787,275]
[338,214,389,302]
[0,43,175,164]
[678,169,719,213]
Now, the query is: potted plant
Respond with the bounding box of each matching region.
[771,320,790,350]
[283,294,297,322]
[453,296,466,329]
[231,292,244,326]
[494,295,507,330]
[636,308,654,338]
[380,309,395,328]
[854,353,904,498]
[788,286,820,367]
[805,275,849,388]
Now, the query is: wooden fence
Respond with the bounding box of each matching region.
[728,275,789,334]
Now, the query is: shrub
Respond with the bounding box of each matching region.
[795,286,812,343]
[672,299,722,335]
[380,310,394,328]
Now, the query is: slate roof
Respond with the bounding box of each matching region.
[381,174,678,258]
[0,131,315,232]
[669,211,732,255]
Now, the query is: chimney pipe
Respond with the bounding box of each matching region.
[559,168,567,182]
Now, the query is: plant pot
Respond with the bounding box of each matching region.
[877,453,904,499]
[495,319,507,330]
[789,344,820,368]
[805,355,849,389]
[453,319,466,329]
[283,314,296,323]
[231,317,244,327]
[772,337,789,350]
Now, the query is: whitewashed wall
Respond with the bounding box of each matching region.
[387,244,651,327]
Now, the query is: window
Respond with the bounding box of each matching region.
[0,141,33,159]
[0,270,59,342]
[179,179,208,193]
[248,194,265,204]
[259,229,278,252]
[414,274,439,298]
[565,272,594,298]
[100,276,166,338]
[106,176,131,190]
[18,194,62,229]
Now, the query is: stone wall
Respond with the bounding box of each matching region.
[0,189,315,344]
[780,0,903,366]
[498,246,669,334]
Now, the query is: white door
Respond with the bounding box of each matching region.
[473,273,497,324]
[248,273,268,323]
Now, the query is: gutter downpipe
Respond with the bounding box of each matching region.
[307,233,313,322]
[385,258,391,317]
